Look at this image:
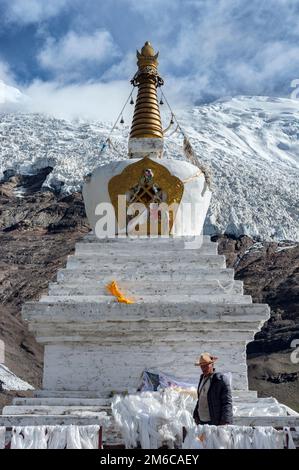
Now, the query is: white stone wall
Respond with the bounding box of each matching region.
[42,341,249,394]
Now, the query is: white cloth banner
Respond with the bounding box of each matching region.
[10,425,100,449]
[47,426,68,449]
[111,389,296,449]
[11,426,48,449]
[65,425,100,449]
[182,424,288,449]
[78,425,100,449]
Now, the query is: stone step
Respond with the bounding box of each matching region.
[23,301,270,323]
[233,416,299,427]
[13,395,272,407]
[31,329,258,344]
[48,280,244,296]
[32,389,257,399]
[12,397,111,406]
[0,415,107,427]
[75,243,218,255]
[57,267,235,283]
[69,251,223,262]
[81,234,213,244]
[39,294,252,305]
[3,405,111,416]
[32,390,140,398]
[233,397,278,404]
[8,397,279,414]
[31,389,259,400]
[33,390,116,398]
[231,390,258,399]
[66,256,226,270]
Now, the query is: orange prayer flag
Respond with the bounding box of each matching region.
[106,280,135,304]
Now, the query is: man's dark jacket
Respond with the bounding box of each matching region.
[193,372,233,425]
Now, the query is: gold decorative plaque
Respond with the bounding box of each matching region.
[108,157,184,235]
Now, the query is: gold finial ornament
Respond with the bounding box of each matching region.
[137,41,159,70]
[129,41,164,141]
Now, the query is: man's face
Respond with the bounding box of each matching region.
[200,363,214,376]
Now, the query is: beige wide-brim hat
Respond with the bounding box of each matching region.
[194,352,218,367]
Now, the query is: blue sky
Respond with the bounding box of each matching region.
[1,0,299,120]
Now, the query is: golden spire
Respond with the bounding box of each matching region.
[129,41,164,140]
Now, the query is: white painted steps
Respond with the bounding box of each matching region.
[66,254,226,269]
[3,396,283,417]
[75,236,219,257]
[3,405,111,415]
[56,267,235,282]
[10,388,295,434]
[75,245,218,255]
[12,398,111,406]
[39,294,252,304]
[80,235,214,244]
[12,395,276,407]
[66,259,226,272]
[23,301,270,322]
[233,416,299,427]
[32,389,258,399]
[30,332,259,347]
[48,279,244,296]
[0,415,107,427]
[1,233,295,441]
[18,235,269,412]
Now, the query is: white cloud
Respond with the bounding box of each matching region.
[0,81,25,107]
[153,0,299,102]
[38,30,120,79]
[2,0,299,117]
[3,0,69,24]
[0,61,27,110]
[22,79,134,122]
[13,74,199,123]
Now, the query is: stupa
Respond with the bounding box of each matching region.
[83,41,211,238]
[0,42,298,447]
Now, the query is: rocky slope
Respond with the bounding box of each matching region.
[0,170,90,408]
[214,235,299,411]
[0,169,298,411]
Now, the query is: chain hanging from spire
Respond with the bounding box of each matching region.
[99,87,134,154]
[160,90,212,187]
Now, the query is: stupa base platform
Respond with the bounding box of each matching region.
[1,233,297,447]
[0,392,298,448]
[19,234,271,395]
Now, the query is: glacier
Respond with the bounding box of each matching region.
[0,95,298,241]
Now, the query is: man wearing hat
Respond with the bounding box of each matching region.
[193,352,233,426]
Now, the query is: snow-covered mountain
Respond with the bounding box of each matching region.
[0,95,298,241]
